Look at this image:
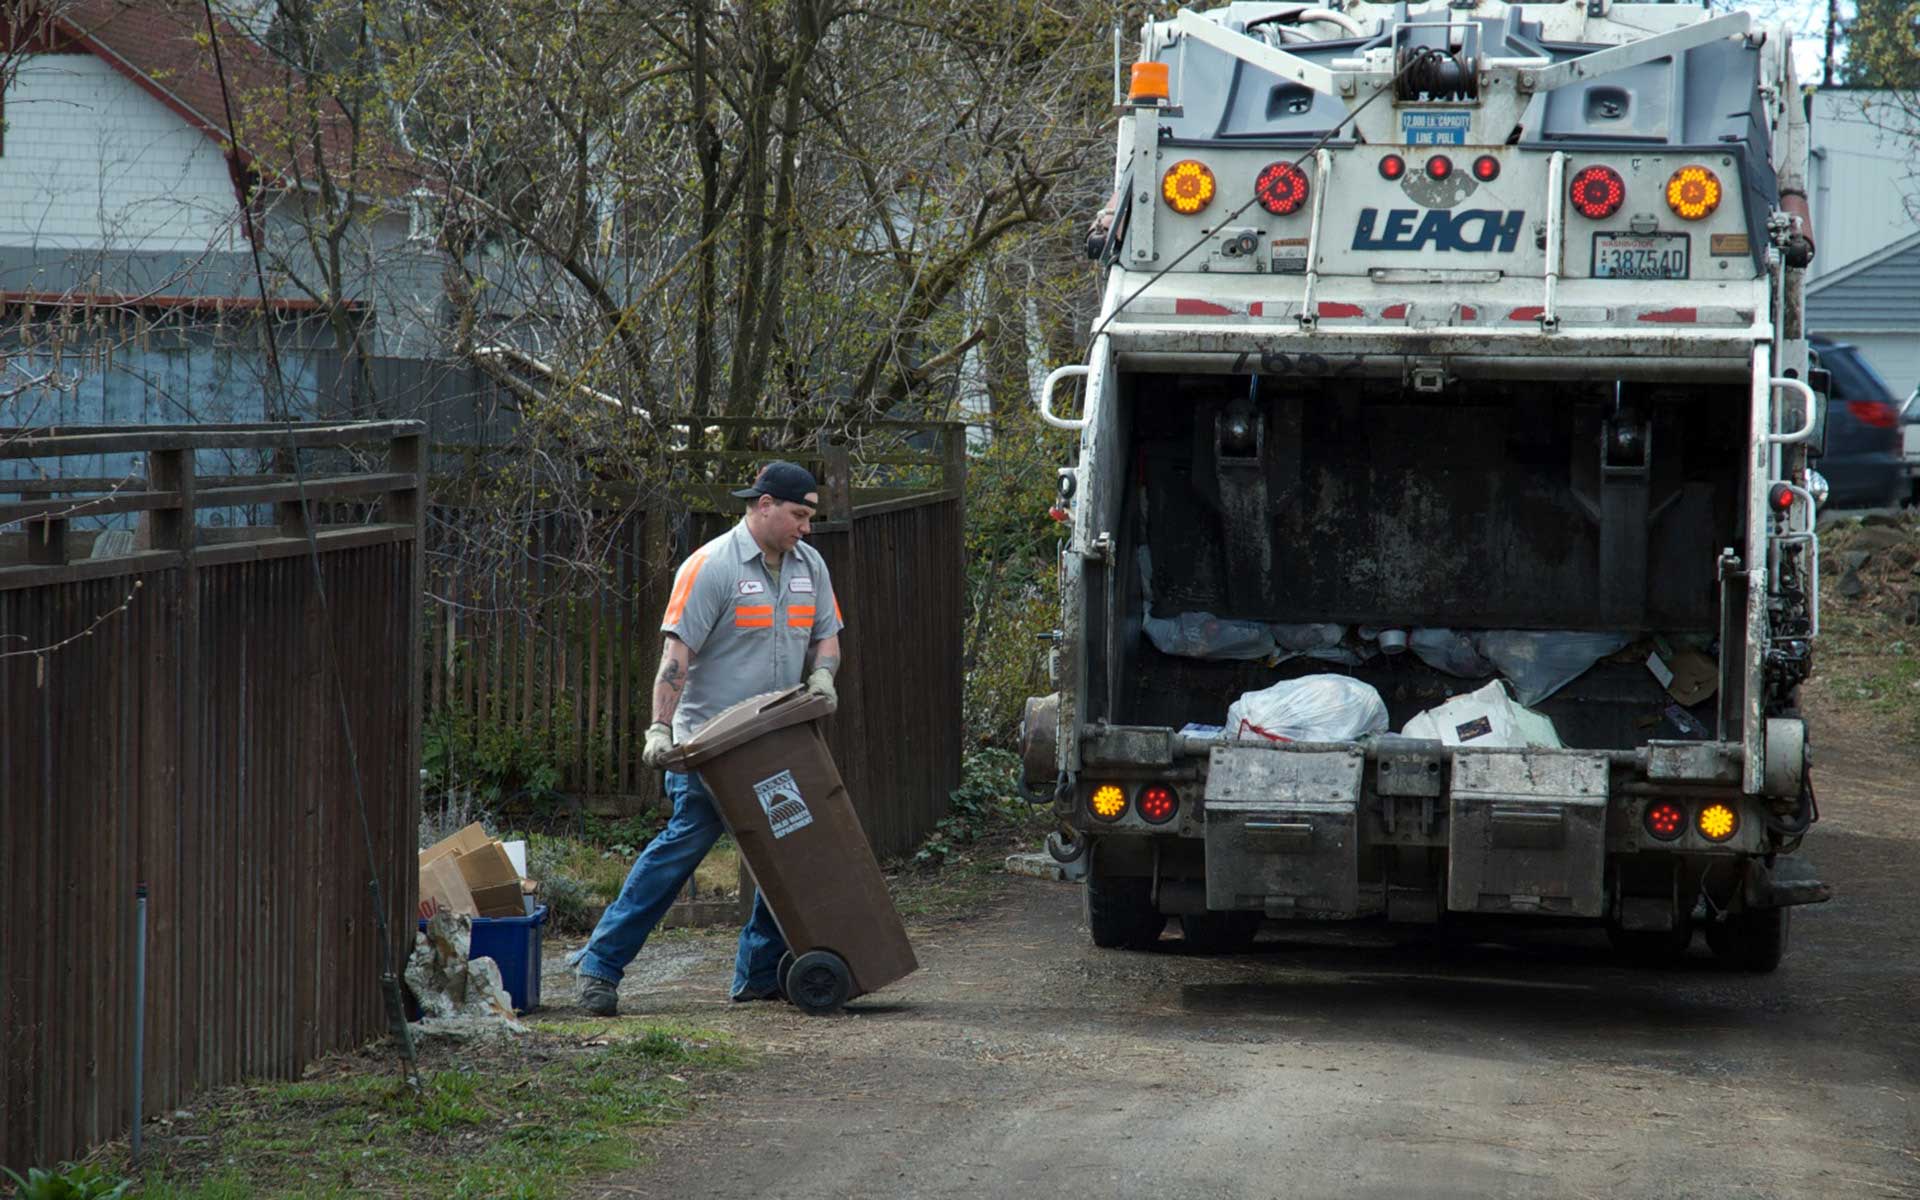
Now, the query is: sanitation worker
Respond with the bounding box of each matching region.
[573,461,843,1016]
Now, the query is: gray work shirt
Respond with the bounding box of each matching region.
[661,520,844,742]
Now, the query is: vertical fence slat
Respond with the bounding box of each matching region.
[3,427,421,1176]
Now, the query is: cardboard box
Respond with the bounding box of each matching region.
[421,821,492,866]
[455,840,527,918]
[418,850,476,918]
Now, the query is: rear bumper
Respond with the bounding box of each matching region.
[1066,734,1825,919]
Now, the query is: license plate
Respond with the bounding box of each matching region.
[1592,233,1689,279]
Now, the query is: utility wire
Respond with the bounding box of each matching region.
[199,0,420,1086]
[1088,46,1427,346]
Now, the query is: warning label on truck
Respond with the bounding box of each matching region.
[1402,110,1473,145]
[754,769,814,838]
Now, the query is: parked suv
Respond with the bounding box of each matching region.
[1809,336,1905,510]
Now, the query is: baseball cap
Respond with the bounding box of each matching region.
[730,460,820,505]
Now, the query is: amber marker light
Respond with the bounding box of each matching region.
[1090,784,1128,822]
[1162,160,1216,215]
[1697,802,1739,843]
[1665,165,1722,220]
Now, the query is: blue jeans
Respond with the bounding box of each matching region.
[575,771,787,997]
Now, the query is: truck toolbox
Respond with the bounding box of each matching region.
[1204,747,1367,917]
[1446,751,1610,917]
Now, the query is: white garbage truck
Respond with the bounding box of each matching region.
[1022,0,1830,969]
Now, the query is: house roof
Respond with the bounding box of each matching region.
[1805,227,1920,334]
[48,0,416,198]
[1806,227,1920,296]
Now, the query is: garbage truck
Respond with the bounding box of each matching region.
[1021,0,1831,970]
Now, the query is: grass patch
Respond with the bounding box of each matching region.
[110,1023,745,1200]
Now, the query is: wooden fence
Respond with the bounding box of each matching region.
[0,423,423,1176]
[424,420,967,859]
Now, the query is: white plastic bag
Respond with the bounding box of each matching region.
[1399,680,1562,748]
[1144,611,1277,660]
[1225,675,1389,744]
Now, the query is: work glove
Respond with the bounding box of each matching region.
[805,666,838,712]
[641,721,675,769]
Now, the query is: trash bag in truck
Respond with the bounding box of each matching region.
[1224,675,1390,744]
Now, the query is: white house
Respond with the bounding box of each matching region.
[0,0,450,494]
[1806,89,1920,396]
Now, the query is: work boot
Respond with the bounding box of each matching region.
[579,974,619,1016]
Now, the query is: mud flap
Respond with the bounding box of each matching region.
[1204,746,1371,918]
[1743,855,1832,909]
[1447,751,1609,917]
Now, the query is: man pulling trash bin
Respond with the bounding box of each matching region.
[573,461,842,1016]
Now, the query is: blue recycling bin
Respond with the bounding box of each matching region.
[414,906,547,1015]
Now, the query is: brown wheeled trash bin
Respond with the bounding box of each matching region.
[668,687,918,1014]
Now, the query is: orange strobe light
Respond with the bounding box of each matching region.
[1130,61,1170,104]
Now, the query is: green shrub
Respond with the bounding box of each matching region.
[960,405,1068,749]
[422,709,565,814]
[911,749,1045,868]
[3,1163,131,1200]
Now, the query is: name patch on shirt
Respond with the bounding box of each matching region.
[790,576,814,594]
[737,579,767,596]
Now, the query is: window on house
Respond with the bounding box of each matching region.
[406,188,437,244]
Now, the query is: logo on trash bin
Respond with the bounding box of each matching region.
[753,769,813,839]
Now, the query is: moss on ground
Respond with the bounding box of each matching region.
[115,1023,744,1200]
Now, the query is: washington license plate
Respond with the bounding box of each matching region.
[1592,233,1689,279]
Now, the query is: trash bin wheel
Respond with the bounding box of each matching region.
[785,950,852,1015]
[776,951,796,1000]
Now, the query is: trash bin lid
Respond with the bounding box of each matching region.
[664,686,832,770]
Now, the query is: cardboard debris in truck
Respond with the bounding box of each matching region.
[418,823,529,918]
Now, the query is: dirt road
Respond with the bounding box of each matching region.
[578,705,1918,1200]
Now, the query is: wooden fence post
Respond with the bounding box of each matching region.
[24,518,68,566]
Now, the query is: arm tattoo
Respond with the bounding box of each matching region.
[808,651,840,676]
[653,639,690,724]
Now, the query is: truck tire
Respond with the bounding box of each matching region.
[1606,914,1694,966]
[1084,872,1166,950]
[1705,907,1790,973]
[1179,911,1262,954]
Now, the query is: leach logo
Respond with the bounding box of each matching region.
[1352,207,1526,253]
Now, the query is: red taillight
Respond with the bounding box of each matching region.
[1426,155,1453,180]
[1769,483,1796,512]
[1569,165,1626,219]
[1644,801,1686,841]
[1472,154,1500,181]
[1254,161,1310,216]
[1379,154,1405,181]
[1848,400,1898,428]
[1137,784,1179,825]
